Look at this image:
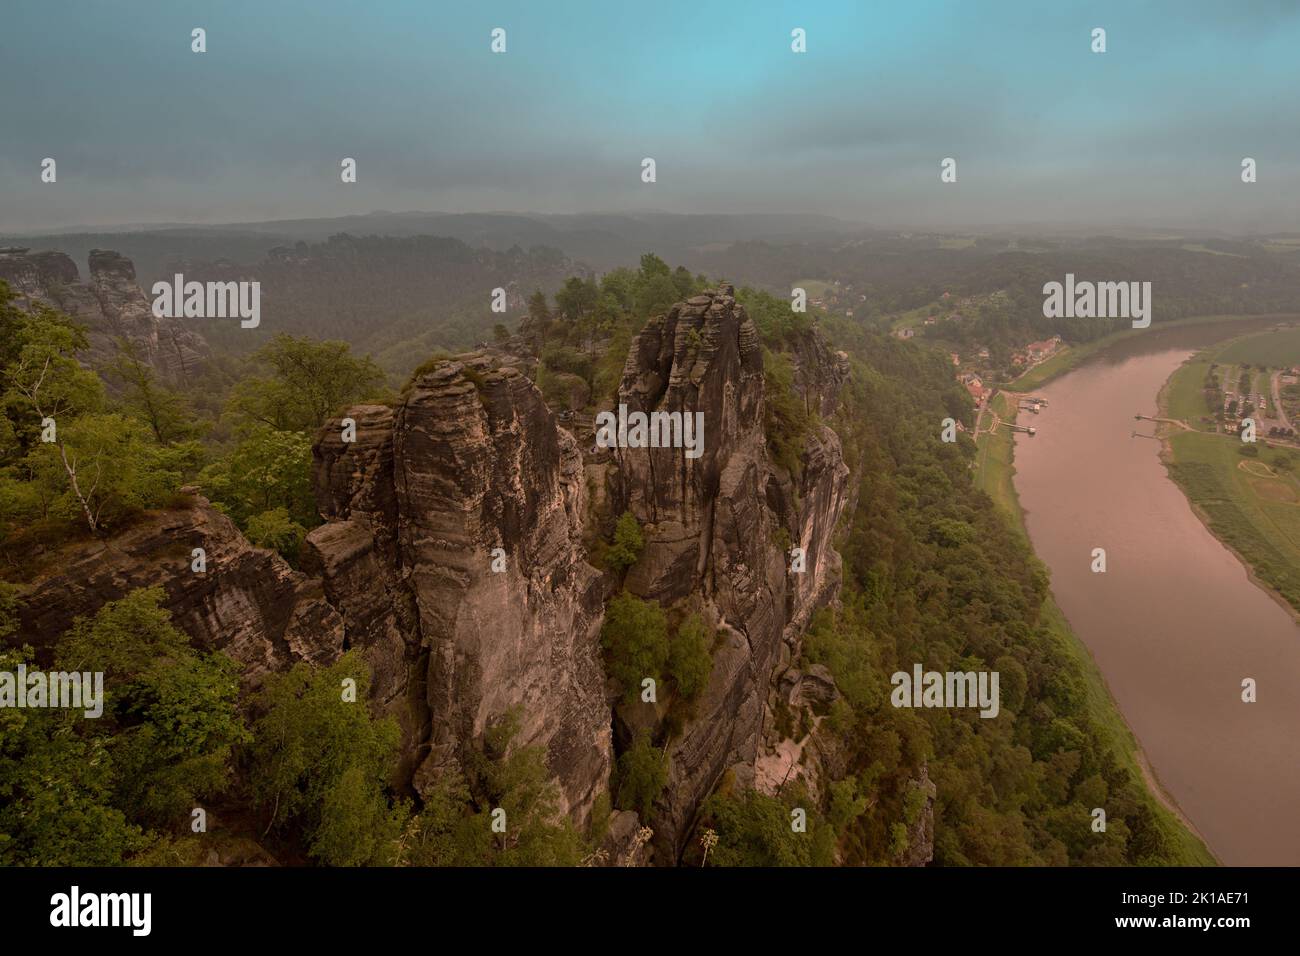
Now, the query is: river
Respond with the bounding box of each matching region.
[1010,318,1300,866]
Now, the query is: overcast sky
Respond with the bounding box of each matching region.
[3,0,1300,234]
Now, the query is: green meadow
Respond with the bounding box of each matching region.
[1162,352,1300,615]
[1216,327,1300,367]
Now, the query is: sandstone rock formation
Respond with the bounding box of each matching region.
[17,490,342,680]
[606,286,850,857]
[307,356,612,818]
[0,246,207,384]
[6,284,852,863]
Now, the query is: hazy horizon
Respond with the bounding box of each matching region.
[4,0,1300,234]
[9,207,1300,242]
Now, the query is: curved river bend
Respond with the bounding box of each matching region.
[1010,320,1300,866]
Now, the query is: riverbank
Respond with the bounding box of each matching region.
[973,391,1218,865]
[1157,350,1300,619]
[1005,312,1300,393]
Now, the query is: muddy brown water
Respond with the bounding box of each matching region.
[1010,318,1300,865]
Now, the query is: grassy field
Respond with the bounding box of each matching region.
[973,393,1023,534]
[972,392,1218,865]
[888,302,938,332]
[1161,356,1300,614]
[1216,327,1300,366]
[793,278,836,300]
[1180,243,1244,257]
[1164,353,1219,426]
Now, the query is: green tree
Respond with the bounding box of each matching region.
[246,506,308,563]
[668,613,714,702]
[638,253,670,280]
[0,649,145,866]
[107,341,204,446]
[248,650,404,866]
[761,348,813,480]
[702,787,836,867]
[635,274,679,320]
[520,289,552,346]
[605,510,644,574]
[0,292,196,539]
[200,424,315,529]
[0,300,103,455]
[24,413,190,533]
[598,267,637,311]
[600,592,669,702]
[55,588,248,829]
[614,731,667,818]
[0,299,116,534]
[311,764,408,867]
[462,710,584,866]
[400,770,489,866]
[227,334,386,432]
[554,276,600,328]
[737,287,811,348]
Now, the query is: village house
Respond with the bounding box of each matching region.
[960,371,987,405]
[1025,336,1063,362]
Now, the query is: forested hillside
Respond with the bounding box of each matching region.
[0,250,1211,866]
[176,234,575,375]
[786,321,1209,864]
[675,301,1211,865]
[696,236,1300,355]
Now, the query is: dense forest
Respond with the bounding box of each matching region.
[696,236,1300,353]
[0,244,1209,865]
[176,234,575,374]
[697,314,1204,864]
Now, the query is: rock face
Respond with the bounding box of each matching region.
[5,283,850,862]
[607,286,850,857]
[0,246,207,384]
[17,491,343,680]
[903,765,938,867]
[306,356,613,818]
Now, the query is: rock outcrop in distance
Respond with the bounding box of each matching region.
[10,285,852,864]
[0,246,208,383]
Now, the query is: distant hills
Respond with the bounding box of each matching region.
[0,211,869,283]
[6,211,1300,379]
